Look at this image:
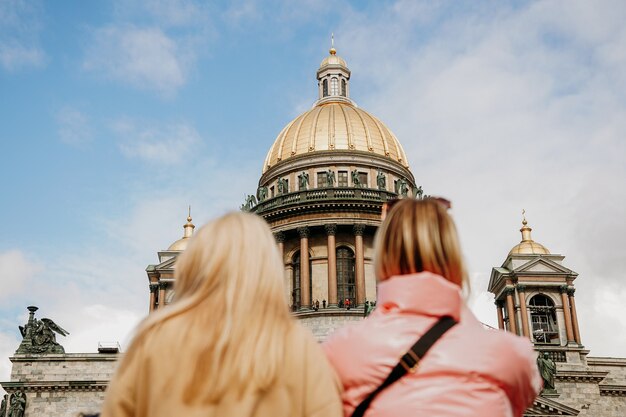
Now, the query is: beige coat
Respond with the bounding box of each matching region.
[101,323,343,417]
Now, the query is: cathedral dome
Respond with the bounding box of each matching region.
[262,101,409,173]
[263,46,408,174]
[508,216,550,255]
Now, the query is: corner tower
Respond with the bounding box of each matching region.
[250,44,419,339]
[488,213,585,364]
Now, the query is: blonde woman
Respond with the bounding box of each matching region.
[324,199,541,417]
[102,212,342,417]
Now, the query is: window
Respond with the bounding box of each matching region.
[317,172,327,188]
[529,294,559,344]
[341,79,346,97]
[284,179,289,193]
[292,251,312,310]
[358,172,368,188]
[338,171,348,187]
[323,79,328,97]
[330,78,339,95]
[270,186,275,198]
[337,247,356,307]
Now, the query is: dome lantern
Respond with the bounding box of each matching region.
[167,206,195,251]
[508,210,550,255]
[316,34,351,103]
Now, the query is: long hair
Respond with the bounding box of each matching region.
[374,198,468,289]
[119,212,293,403]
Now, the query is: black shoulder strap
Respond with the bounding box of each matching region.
[350,316,457,417]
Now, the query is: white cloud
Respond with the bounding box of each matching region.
[83,25,189,95]
[0,0,45,71]
[113,119,202,164]
[0,250,41,301]
[56,107,93,146]
[334,0,626,357]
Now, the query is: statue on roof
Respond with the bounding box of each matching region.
[376,170,386,190]
[277,177,287,195]
[298,171,309,191]
[1,394,8,417]
[326,169,335,187]
[351,169,361,187]
[414,185,423,199]
[537,352,557,392]
[8,391,25,417]
[257,186,268,202]
[16,306,69,354]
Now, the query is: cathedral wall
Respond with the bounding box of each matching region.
[555,380,626,417]
[296,312,364,341]
[5,353,119,417]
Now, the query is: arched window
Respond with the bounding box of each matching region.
[341,79,346,97]
[529,294,559,344]
[322,79,328,97]
[292,251,312,310]
[336,246,356,307]
[330,77,339,95]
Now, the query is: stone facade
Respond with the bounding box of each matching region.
[1,353,118,417]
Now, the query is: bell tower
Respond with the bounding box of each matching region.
[488,213,586,364]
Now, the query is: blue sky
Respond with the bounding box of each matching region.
[2,0,626,383]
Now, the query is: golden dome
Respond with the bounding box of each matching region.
[320,51,347,68]
[263,101,409,173]
[508,214,550,255]
[167,210,195,251]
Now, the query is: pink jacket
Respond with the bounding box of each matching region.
[323,272,542,417]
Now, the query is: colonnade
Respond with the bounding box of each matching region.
[495,284,581,345]
[275,223,367,309]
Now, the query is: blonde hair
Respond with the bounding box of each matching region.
[374,198,468,288]
[119,212,293,403]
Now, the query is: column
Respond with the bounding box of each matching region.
[158,281,167,310]
[560,285,575,344]
[517,285,531,339]
[496,301,505,330]
[274,232,285,264]
[325,224,338,307]
[298,227,311,309]
[505,287,517,334]
[354,224,366,307]
[149,283,159,312]
[568,287,582,344]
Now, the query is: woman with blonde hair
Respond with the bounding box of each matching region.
[324,198,541,417]
[102,212,342,417]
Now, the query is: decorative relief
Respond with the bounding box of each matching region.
[297,227,310,238]
[274,232,286,243]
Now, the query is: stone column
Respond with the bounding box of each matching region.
[274,232,285,264]
[517,285,531,339]
[505,288,517,334]
[149,283,159,312]
[158,281,167,310]
[298,227,311,309]
[568,287,582,344]
[325,224,338,307]
[560,285,575,343]
[354,224,366,306]
[496,301,505,330]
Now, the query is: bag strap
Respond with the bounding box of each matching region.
[350,316,457,417]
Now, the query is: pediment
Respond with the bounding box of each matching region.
[524,396,579,416]
[155,256,177,271]
[514,258,573,275]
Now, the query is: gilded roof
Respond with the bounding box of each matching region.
[508,216,550,255]
[263,101,409,173]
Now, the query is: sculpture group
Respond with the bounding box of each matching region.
[0,391,25,417]
[16,306,69,355]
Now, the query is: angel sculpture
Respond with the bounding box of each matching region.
[16,307,70,354]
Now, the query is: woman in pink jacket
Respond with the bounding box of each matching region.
[324,198,542,417]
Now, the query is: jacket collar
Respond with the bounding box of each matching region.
[376,272,462,321]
